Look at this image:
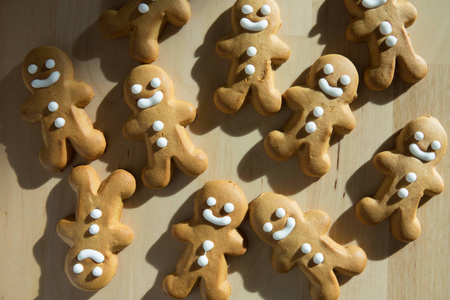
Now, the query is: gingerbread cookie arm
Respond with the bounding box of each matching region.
[373,151,398,175]
[333,105,356,135]
[171,222,194,243]
[215,35,239,59]
[346,17,378,42]
[224,230,247,256]
[283,86,309,111]
[20,95,44,122]
[174,99,196,126]
[109,224,134,252]
[270,36,290,64]
[398,1,418,27]
[271,247,295,273]
[72,81,94,108]
[56,218,76,247]
[165,0,191,26]
[303,210,331,235]
[98,3,136,39]
[123,114,150,140]
[425,172,445,196]
[342,0,364,18]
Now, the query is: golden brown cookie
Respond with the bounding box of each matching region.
[122,64,208,189]
[214,0,290,115]
[21,46,106,171]
[99,0,191,63]
[344,0,427,91]
[356,116,447,242]
[57,165,136,291]
[162,180,247,300]
[249,193,367,300]
[264,54,358,177]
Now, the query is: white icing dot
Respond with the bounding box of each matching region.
[340,75,351,86]
[152,120,164,132]
[398,188,409,199]
[203,240,214,252]
[73,263,84,274]
[305,122,317,134]
[245,64,256,75]
[48,101,59,112]
[414,131,424,141]
[54,117,65,128]
[263,222,273,232]
[157,137,168,148]
[138,3,150,14]
[241,4,253,14]
[151,77,161,88]
[247,46,257,57]
[379,21,393,35]
[261,4,271,15]
[431,140,441,151]
[198,255,208,267]
[301,243,312,254]
[92,266,103,277]
[323,64,334,75]
[207,197,216,206]
[313,253,324,264]
[131,84,143,95]
[45,59,56,69]
[406,172,417,183]
[313,106,324,118]
[224,203,235,213]
[89,224,100,235]
[90,209,102,219]
[28,64,38,74]
[276,208,286,218]
[386,35,398,47]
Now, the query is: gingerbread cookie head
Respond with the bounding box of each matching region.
[396,116,447,166]
[232,0,281,34]
[22,45,73,92]
[307,54,358,104]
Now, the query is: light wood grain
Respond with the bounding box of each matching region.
[0,0,449,299]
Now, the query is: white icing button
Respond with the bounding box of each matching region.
[431,140,441,151]
[89,224,100,235]
[152,120,164,132]
[406,172,417,183]
[414,131,424,141]
[398,188,409,199]
[151,77,161,88]
[245,64,256,75]
[224,203,235,213]
[157,137,168,148]
[247,46,257,57]
[323,64,334,75]
[48,101,59,112]
[131,84,143,95]
[340,75,351,86]
[207,197,216,206]
[263,222,273,232]
[386,36,398,47]
[379,21,393,35]
[301,243,312,254]
[241,4,253,14]
[138,3,150,14]
[90,209,102,219]
[73,263,84,274]
[198,255,208,267]
[313,106,324,118]
[45,59,56,69]
[275,208,286,218]
[92,267,103,277]
[54,117,65,128]
[261,4,271,15]
[203,240,214,252]
[305,122,317,134]
[313,253,324,264]
[28,64,38,74]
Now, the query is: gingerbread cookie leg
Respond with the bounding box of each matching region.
[214,82,249,114]
[129,26,159,64]
[306,268,340,300]
[163,271,198,299]
[298,141,331,177]
[172,138,208,178]
[250,62,282,115]
[39,133,71,171]
[365,47,396,91]
[68,122,106,160]
[199,274,231,300]
[390,207,421,242]
[356,194,396,226]
[264,129,300,161]
[142,148,171,189]
[396,50,428,84]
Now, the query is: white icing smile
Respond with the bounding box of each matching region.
[273,217,295,240]
[137,91,163,109]
[31,71,60,89]
[240,18,268,31]
[409,144,436,162]
[202,197,234,226]
[361,0,387,9]
[319,78,343,98]
[77,249,105,263]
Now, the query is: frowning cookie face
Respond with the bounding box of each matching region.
[233,0,281,33]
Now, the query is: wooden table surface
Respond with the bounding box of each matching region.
[1,0,449,299]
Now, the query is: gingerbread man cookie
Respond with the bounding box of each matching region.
[99,0,191,63]
[163,180,247,300]
[264,55,358,177]
[249,193,367,300]
[214,0,290,115]
[356,116,447,242]
[57,165,136,291]
[344,0,427,91]
[122,65,208,189]
[21,46,106,171]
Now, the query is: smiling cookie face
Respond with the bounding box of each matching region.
[232,0,281,33]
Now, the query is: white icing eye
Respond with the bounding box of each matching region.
[301,243,311,254]
[340,75,351,86]
[89,224,100,235]
[92,267,103,277]
[151,77,161,88]
[241,5,253,14]
[138,3,150,14]
[247,46,257,57]
[224,203,235,213]
[261,4,271,15]
[207,197,216,206]
[73,263,84,274]
[313,106,324,118]
[414,131,424,141]
[131,84,143,95]
[152,120,164,132]
[90,209,102,219]
[275,208,286,218]
[45,59,56,69]
[431,140,441,151]
[28,64,38,74]
[323,64,334,75]
[263,222,273,232]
